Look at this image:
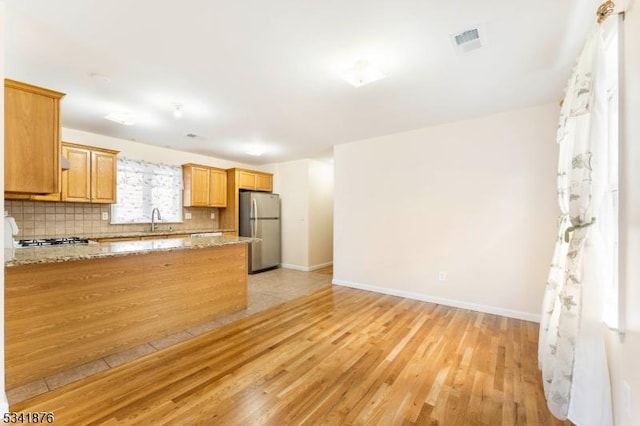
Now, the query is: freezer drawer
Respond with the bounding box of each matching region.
[249,218,280,272]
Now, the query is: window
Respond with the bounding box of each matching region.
[110,158,183,224]
[601,16,621,330]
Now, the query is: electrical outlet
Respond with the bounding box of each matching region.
[623,381,632,418]
[101,212,109,221]
[438,271,447,281]
[185,212,192,220]
[210,212,215,220]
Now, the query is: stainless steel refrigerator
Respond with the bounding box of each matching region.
[239,191,281,273]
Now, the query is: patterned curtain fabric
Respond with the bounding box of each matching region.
[538,25,613,425]
[111,158,183,224]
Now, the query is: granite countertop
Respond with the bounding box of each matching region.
[5,235,253,267]
[26,228,236,241]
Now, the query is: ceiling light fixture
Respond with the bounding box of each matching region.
[89,72,112,84]
[104,111,135,126]
[246,146,266,156]
[341,60,386,88]
[173,103,183,119]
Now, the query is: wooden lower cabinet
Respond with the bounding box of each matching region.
[95,233,190,242]
[139,234,189,240]
[4,244,248,389]
[94,236,138,243]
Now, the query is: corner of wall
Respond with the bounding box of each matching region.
[1,2,8,413]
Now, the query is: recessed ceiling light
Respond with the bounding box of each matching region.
[89,72,112,84]
[104,112,135,125]
[173,103,183,119]
[341,60,386,88]
[246,146,266,156]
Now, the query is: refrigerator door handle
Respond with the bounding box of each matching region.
[252,198,258,237]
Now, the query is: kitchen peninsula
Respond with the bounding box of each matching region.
[4,235,251,389]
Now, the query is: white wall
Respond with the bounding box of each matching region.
[275,160,310,269]
[308,160,333,267]
[605,5,640,425]
[0,1,7,414]
[62,127,256,170]
[62,128,335,271]
[333,103,558,320]
[273,159,334,271]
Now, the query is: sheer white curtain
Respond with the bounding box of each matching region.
[111,158,183,224]
[538,20,615,426]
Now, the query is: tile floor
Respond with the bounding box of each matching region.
[7,267,333,405]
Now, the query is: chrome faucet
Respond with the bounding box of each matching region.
[151,208,162,232]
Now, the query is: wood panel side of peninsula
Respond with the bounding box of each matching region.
[5,243,248,389]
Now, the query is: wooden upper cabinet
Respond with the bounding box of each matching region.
[256,173,273,192]
[91,149,118,203]
[190,166,210,207]
[61,142,118,203]
[182,164,227,207]
[209,168,227,207]
[4,79,65,194]
[237,169,273,192]
[217,168,274,232]
[62,145,91,202]
[238,170,257,190]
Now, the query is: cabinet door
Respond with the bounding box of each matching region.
[91,150,117,203]
[5,83,62,194]
[255,173,273,192]
[209,169,227,207]
[191,166,211,206]
[238,171,256,190]
[61,145,91,202]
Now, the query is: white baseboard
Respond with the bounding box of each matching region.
[332,279,540,323]
[281,261,333,272]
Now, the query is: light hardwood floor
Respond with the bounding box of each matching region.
[11,281,570,425]
[6,268,331,404]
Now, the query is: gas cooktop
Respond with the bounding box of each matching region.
[18,237,91,247]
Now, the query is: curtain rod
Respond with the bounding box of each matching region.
[597,0,616,23]
[558,0,619,107]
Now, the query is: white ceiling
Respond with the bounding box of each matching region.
[5,0,599,165]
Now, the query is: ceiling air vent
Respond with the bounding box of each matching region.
[451,28,483,54]
[185,133,208,142]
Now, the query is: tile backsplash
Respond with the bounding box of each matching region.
[5,200,221,239]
